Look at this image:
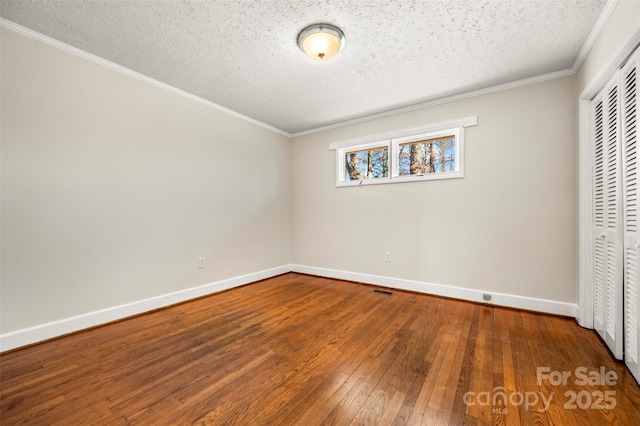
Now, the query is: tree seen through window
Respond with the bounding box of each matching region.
[345,147,389,181]
[398,136,456,175]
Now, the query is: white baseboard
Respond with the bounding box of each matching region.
[292,264,578,318]
[1,264,579,352]
[0,265,291,352]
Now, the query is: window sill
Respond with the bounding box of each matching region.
[336,172,464,187]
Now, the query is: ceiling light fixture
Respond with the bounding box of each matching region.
[297,23,345,61]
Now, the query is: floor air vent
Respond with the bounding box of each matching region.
[373,289,393,296]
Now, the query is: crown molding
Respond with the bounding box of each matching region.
[2,7,608,141]
[291,68,575,138]
[0,18,293,138]
[572,0,620,72]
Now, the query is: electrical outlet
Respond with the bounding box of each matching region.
[198,257,206,269]
[384,252,391,262]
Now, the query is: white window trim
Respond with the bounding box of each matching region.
[330,116,476,187]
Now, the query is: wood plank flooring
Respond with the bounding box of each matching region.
[1,272,640,425]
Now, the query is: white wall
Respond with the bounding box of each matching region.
[292,76,577,305]
[0,27,291,334]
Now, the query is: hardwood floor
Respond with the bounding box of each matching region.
[1,272,639,425]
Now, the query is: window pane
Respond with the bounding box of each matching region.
[345,147,389,180]
[398,135,456,175]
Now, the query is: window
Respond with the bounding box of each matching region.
[343,142,389,181]
[393,129,459,179]
[330,116,476,187]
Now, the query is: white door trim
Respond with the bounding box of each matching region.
[578,17,640,329]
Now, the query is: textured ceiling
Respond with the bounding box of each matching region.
[0,0,607,134]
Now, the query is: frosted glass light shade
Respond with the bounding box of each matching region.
[297,24,345,60]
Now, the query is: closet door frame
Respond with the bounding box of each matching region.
[578,25,640,332]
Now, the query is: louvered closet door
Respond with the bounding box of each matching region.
[594,93,607,337]
[622,49,640,381]
[593,72,624,360]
